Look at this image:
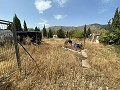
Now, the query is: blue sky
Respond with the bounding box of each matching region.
[0,0,119,29]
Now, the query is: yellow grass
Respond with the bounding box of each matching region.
[0,38,120,90]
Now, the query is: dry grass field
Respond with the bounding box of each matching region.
[0,38,120,90]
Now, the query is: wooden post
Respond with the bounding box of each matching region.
[12,23,21,73]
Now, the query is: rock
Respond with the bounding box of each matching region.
[81,50,88,58]
[82,59,91,68]
[98,87,103,90]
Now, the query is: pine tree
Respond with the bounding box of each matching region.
[108,19,111,31]
[86,27,91,37]
[23,20,28,31]
[35,26,37,31]
[7,23,12,30]
[48,28,53,38]
[38,27,40,31]
[35,26,40,31]
[119,11,120,30]
[83,24,87,47]
[111,8,120,30]
[43,25,47,37]
[84,24,87,38]
[57,28,65,38]
[13,14,22,31]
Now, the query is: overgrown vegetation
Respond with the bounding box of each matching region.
[48,28,53,38]
[69,29,83,39]
[99,8,120,44]
[67,25,91,40]
[57,28,65,38]
[1,39,119,90]
[43,25,47,37]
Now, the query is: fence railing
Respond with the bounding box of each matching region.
[0,20,40,87]
[0,20,18,83]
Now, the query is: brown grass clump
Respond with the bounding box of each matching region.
[1,38,120,90]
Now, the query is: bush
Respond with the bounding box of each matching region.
[57,29,65,38]
[24,36,32,45]
[98,29,120,45]
[72,30,83,39]
[99,35,109,44]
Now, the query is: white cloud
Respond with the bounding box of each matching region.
[38,18,50,28]
[34,0,69,14]
[34,0,52,13]
[54,0,69,7]
[54,14,63,20]
[98,9,108,14]
[54,14,67,20]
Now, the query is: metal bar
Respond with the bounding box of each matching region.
[0,22,10,25]
[0,20,12,23]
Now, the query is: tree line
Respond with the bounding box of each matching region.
[99,8,120,44]
[11,14,92,39]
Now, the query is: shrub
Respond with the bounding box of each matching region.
[72,30,83,40]
[57,29,65,38]
[98,29,120,45]
[24,36,32,45]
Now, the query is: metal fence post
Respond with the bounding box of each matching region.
[12,23,21,72]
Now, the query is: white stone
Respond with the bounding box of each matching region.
[98,87,103,90]
[82,59,91,68]
[81,50,88,58]
[96,39,99,43]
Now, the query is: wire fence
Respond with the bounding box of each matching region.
[0,20,41,87]
[0,20,18,83]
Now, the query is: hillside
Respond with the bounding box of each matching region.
[49,23,108,31]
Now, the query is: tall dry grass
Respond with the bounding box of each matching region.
[0,38,120,90]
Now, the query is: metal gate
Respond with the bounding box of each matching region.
[0,20,20,83]
[0,20,40,89]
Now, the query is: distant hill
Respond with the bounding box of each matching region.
[48,23,108,31]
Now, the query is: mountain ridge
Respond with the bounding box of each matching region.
[48,23,108,31]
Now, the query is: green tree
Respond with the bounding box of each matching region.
[86,27,91,37]
[111,8,120,30]
[7,23,12,30]
[57,28,65,38]
[108,19,112,31]
[43,25,47,37]
[83,24,87,47]
[99,8,120,44]
[29,28,35,31]
[72,30,83,39]
[38,27,40,31]
[35,26,40,31]
[84,24,87,38]
[48,28,53,38]
[13,14,22,31]
[23,20,28,31]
